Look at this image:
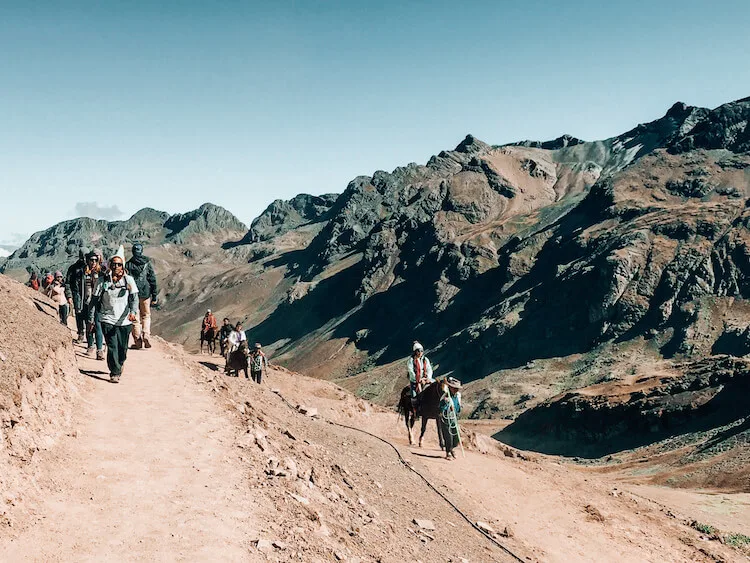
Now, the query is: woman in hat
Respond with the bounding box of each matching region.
[439,377,462,460]
[45,270,72,325]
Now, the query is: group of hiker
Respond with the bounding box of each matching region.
[27,243,158,384]
[200,311,268,383]
[407,341,463,460]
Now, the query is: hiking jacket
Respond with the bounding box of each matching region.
[202,314,218,331]
[90,273,139,326]
[125,255,158,300]
[227,329,247,351]
[406,356,433,384]
[219,325,233,341]
[65,259,87,311]
[440,393,461,418]
[46,281,72,306]
[250,351,268,372]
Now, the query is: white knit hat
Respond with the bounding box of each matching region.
[110,245,125,262]
[413,341,424,352]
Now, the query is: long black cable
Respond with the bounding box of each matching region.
[271,389,526,562]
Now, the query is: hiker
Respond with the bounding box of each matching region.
[439,377,462,460]
[227,321,247,353]
[66,248,88,342]
[249,342,268,384]
[27,271,40,291]
[41,272,54,291]
[200,309,218,354]
[125,243,159,350]
[406,341,433,397]
[218,318,233,357]
[226,322,248,377]
[89,245,138,384]
[83,250,105,360]
[45,271,72,326]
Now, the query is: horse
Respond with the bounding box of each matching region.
[397,381,445,448]
[200,327,217,355]
[225,341,249,378]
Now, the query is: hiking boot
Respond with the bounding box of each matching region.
[96,350,105,361]
[87,346,95,357]
[131,337,143,350]
[110,374,120,384]
[143,337,151,349]
[77,332,85,343]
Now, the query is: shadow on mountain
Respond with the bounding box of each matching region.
[245,260,365,349]
[495,370,750,458]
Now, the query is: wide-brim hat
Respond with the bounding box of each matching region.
[446,377,462,389]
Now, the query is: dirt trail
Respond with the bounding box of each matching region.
[2,337,747,562]
[0,340,262,562]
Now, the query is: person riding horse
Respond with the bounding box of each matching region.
[407,341,434,398]
[200,309,218,355]
[225,321,248,377]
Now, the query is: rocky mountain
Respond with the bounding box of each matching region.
[0,203,246,276]
[6,96,750,466]
[237,193,339,245]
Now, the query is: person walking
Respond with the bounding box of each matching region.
[406,341,433,398]
[45,271,72,326]
[125,243,158,350]
[439,377,462,460]
[249,343,268,384]
[83,250,105,360]
[27,271,40,290]
[66,248,88,342]
[219,318,233,357]
[89,245,138,383]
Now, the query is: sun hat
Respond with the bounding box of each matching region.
[413,341,424,352]
[446,377,462,389]
[254,342,262,349]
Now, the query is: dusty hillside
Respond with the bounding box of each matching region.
[0,275,83,526]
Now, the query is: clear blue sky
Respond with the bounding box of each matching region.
[1,0,749,247]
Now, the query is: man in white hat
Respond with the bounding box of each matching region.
[406,341,433,397]
[88,245,138,383]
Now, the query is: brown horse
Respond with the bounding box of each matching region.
[201,327,217,355]
[397,381,445,448]
[225,341,249,377]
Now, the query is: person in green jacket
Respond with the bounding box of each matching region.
[125,243,159,350]
[439,377,462,460]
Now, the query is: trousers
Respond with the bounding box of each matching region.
[131,298,151,340]
[102,323,131,376]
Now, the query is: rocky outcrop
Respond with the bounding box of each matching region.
[498,356,750,457]
[237,193,338,244]
[510,134,585,149]
[164,203,247,244]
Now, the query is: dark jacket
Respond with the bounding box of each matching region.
[125,254,158,300]
[65,259,87,312]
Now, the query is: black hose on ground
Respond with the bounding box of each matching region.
[270,389,526,563]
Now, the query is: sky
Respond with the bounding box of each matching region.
[1,0,749,247]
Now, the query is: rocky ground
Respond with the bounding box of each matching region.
[1,275,749,562]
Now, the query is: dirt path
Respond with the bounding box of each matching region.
[0,340,261,562]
